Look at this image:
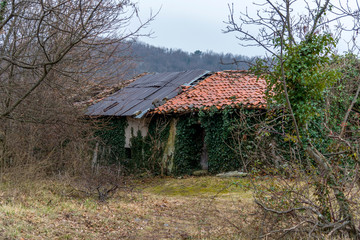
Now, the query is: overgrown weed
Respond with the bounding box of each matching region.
[0,175,257,239]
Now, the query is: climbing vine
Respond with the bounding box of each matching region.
[199,108,238,173]
[327,53,360,132]
[129,129,145,170]
[95,108,281,175]
[95,118,127,165]
[199,107,264,173]
[128,116,171,175]
[253,34,339,128]
[173,107,265,175]
[173,115,203,175]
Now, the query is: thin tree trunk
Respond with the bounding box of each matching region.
[306,145,358,237]
[340,76,360,138]
[92,142,99,171]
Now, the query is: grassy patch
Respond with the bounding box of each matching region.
[0,176,257,239]
[141,176,252,197]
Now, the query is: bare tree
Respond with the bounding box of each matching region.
[0,0,154,177]
[225,0,360,238]
[0,0,154,117]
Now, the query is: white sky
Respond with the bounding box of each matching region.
[130,0,358,57]
[131,0,264,56]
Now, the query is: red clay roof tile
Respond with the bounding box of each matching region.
[152,70,266,114]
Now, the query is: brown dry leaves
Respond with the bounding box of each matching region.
[0,177,256,239]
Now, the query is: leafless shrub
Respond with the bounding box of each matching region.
[70,165,132,202]
[224,0,360,238]
[0,0,154,180]
[228,103,360,238]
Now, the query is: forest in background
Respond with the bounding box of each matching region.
[1,0,360,238]
[126,41,252,77]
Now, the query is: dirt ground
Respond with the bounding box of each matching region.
[0,176,259,239]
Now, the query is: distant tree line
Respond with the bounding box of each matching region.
[126,41,252,76]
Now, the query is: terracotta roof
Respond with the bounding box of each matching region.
[152,70,266,114]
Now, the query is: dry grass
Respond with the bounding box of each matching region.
[0,176,258,239]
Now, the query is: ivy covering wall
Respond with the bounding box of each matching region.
[129,129,145,170]
[172,107,263,174]
[129,116,171,175]
[199,108,241,173]
[95,118,127,165]
[96,107,265,175]
[172,115,203,175]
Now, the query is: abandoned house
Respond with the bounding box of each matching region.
[86,69,267,175]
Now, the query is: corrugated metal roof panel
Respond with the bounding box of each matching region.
[170,70,209,86]
[150,89,182,103]
[121,99,154,116]
[86,69,210,117]
[128,72,180,87]
[104,100,139,116]
[108,88,138,100]
[144,87,174,100]
[113,88,158,100]
[87,100,116,116]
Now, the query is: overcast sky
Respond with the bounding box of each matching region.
[131,0,264,56]
[130,1,357,57]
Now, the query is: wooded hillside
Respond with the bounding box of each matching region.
[127,41,252,76]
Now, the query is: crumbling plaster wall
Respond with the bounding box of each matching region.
[124,117,150,148]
